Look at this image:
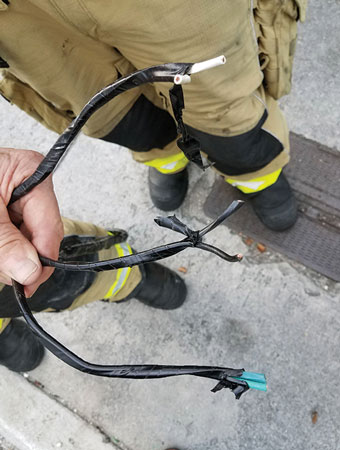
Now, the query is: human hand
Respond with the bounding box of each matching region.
[0,148,63,296]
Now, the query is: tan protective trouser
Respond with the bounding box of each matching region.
[0,0,305,182]
[0,217,142,333]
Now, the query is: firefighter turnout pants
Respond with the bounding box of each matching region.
[0,218,142,334]
[0,0,307,192]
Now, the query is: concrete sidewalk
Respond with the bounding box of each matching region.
[1,2,340,449]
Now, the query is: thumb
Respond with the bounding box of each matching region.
[0,197,42,285]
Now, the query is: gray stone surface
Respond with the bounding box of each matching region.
[280,0,340,152]
[1,104,340,449]
[0,2,340,449]
[0,435,18,450]
[0,370,120,450]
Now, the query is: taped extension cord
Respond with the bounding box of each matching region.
[9,56,266,399]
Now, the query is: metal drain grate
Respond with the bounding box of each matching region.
[204,133,340,281]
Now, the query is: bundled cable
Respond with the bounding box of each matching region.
[9,56,226,204]
[10,56,267,399]
[13,279,266,399]
[40,200,244,272]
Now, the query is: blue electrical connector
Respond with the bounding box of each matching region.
[231,371,267,392]
[211,370,267,398]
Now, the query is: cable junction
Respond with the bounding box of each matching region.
[10,56,267,399]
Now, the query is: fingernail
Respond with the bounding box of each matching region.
[10,258,38,284]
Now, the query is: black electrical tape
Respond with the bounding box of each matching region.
[40,203,243,272]
[169,84,206,169]
[9,63,194,205]
[8,62,251,398]
[12,279,250,398]
[8,61,243,274]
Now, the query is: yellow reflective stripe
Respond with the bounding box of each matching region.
[226,169,282,194]
[104,242,132,299]
[144,152,188,174]
[0,319,2,330]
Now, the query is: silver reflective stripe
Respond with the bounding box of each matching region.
[161,161,178,170]
[231,180,265,190]
[104,242,132,298]
[112,243,131,295]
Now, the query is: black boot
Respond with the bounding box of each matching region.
[247,172,298,231]
[0,319,45,372]
[148,167,188,211]
[128,262,187,310]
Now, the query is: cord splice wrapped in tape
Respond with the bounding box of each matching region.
[9,56,266,399]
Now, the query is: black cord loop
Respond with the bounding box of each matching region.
[8,60,258,399]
